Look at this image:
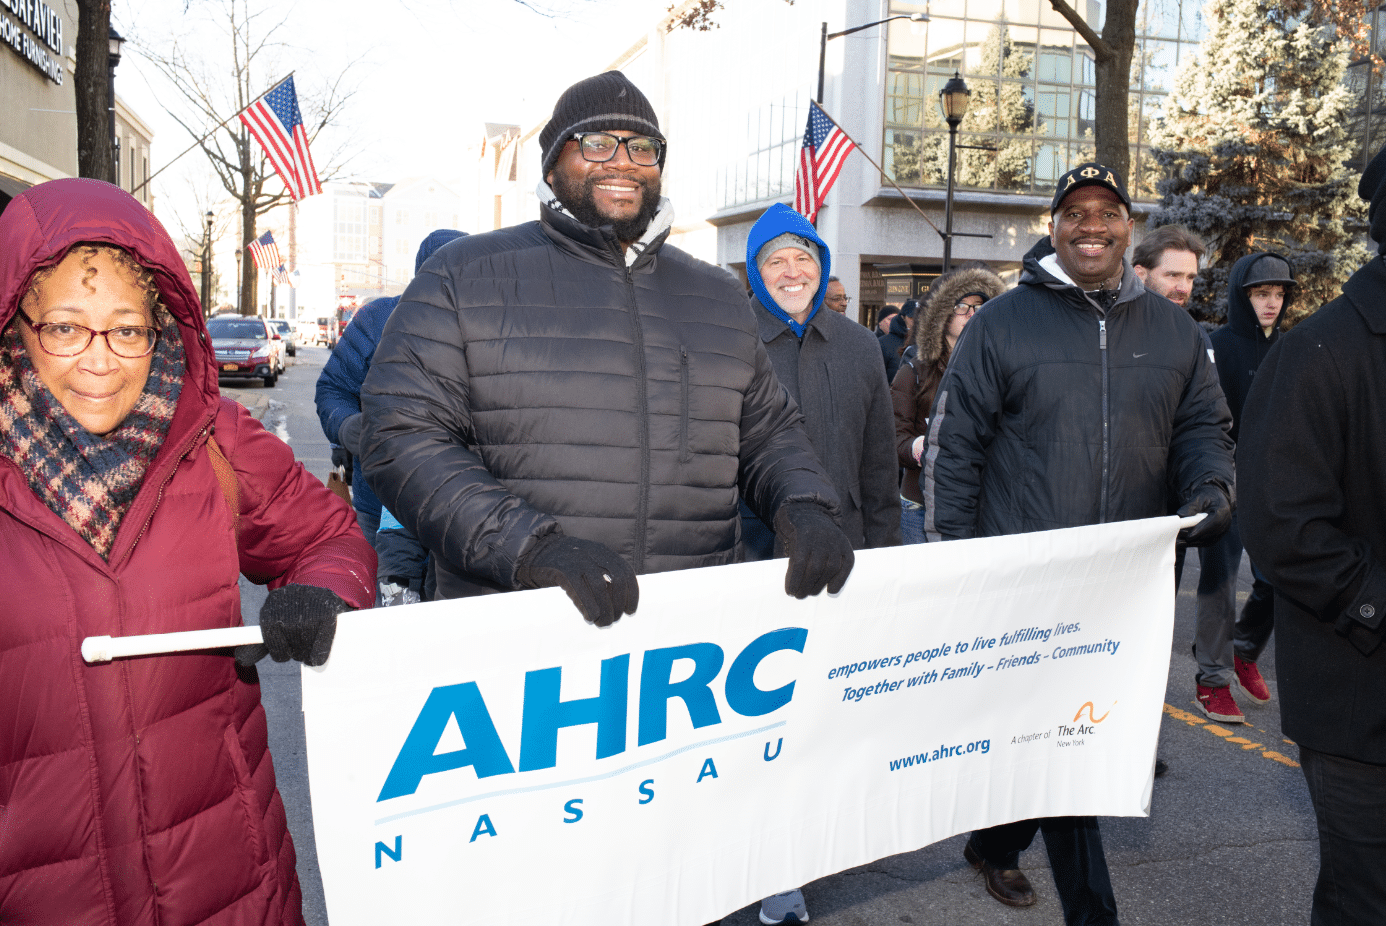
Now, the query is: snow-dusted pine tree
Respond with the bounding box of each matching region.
[1147,0,1370,324]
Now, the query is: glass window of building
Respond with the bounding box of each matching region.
[884,0,1204,197]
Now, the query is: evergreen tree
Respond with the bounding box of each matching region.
[890,25,1034,190]
[1148,0,1369,324]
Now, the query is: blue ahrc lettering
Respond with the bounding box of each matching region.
[724,628,808,716]
[470,813,498,842]
[564,799,584,823]
[375,836,402,869]
[697,758,719,782]
[764,737,783,761]
[377,683,515,801]
[518,654,630,772]
[639,779,655,804]
[637,642,725,746]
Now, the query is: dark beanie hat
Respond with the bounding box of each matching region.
[540,71,665,178]
[1359,145,1386,254]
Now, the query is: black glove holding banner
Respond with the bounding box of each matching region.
[235,584,349,667]
[774,502,855,599]
[1176,483,1233,547]
[516,533,639,627]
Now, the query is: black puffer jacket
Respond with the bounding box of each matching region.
[924,236,1234,540]
[1209,252,1292,442]
[358,202,838,599]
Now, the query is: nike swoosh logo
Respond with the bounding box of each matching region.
[1133,352,1148,359]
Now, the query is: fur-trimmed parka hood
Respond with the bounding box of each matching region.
[913,265,1007,369]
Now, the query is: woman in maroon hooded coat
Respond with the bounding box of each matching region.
[0,179,374,924]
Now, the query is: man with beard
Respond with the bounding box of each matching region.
[356,71,854,624]
[924,163,1234,926]
[1132,224,1204,308]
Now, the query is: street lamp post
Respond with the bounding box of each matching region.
[940,71,971,273]
[817,12,927,104]
[107,28,124,187]
[202,211,214,316]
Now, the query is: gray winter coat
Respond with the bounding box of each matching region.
[358,202,839,599]
[753,298,900,549]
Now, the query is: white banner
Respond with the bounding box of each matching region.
[302,516,1179,926]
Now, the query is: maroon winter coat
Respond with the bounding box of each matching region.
[0,179,375,924]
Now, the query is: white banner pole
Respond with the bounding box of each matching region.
[81,626,264,663]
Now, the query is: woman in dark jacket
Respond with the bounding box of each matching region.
[890,266,1005,543]
[0,178,375,925]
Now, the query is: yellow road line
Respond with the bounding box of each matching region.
[1162,702,1300,767]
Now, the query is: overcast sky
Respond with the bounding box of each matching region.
[114,0,665,227]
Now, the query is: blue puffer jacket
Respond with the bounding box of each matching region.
[315,230,466,518]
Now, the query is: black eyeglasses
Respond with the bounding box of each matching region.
[572,132,665,167]
[17,308,159,358]
[952,301,984,317]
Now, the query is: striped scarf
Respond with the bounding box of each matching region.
[0,310,184,559]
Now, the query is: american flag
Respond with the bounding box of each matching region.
[238,76,323,200]
[794,102,857,224]
[247,230,288,284]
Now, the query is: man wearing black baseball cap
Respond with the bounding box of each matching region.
[358,71,852,626]
[924,162,1235,925]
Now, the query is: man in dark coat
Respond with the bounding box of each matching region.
[356,72,854,625]
[924,162,1235,926]
[879,299,915,383]
[1192,252,1295,724]
[741,202,899,562]
[1238,146,1386,926]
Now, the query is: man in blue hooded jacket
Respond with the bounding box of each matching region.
[741,203,899,562]
[742,204,899,926]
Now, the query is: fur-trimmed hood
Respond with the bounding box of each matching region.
[913,265,1007,368]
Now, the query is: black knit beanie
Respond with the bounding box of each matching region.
[540,71,665,178]
[1359,144,1386,255]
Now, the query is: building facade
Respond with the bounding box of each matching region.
[1,2,153,211]
[468,0,1383,327]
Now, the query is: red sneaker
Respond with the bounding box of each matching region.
[1235,655,1271,703]
[1196,684,1245,723]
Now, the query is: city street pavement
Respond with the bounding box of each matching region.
[233,345,1319,926]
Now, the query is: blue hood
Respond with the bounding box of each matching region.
[416,229,467,275]
[746,203,831,336]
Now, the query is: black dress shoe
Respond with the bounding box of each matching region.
[964,837,1038,907]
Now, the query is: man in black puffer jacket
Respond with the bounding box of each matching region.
[924,162,1234,926]
[357,72,853,624]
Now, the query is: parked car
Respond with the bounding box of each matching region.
[269,318,298,356]
[207,315,284,387]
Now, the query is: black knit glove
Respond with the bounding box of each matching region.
[774,502,855,599]
[516,534,639,627]
[1176,483,1233,547]
[329,443,351,471]
[235,584,350,668]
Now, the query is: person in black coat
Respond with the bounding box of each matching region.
[879,299,915,383]
[926,162,1233,926]
[1191,252,1295,724]
[1238,145,1386,926]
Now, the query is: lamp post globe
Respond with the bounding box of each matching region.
[107,28,125,187]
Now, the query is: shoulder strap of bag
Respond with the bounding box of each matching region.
[206,433,241,539]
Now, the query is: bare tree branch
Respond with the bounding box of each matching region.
[132,0,358,314]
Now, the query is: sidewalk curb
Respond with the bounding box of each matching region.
[220,387,270,422]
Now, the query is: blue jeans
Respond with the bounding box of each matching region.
[900,497,927,545]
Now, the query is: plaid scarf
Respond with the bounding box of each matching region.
[0,310,184,559]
